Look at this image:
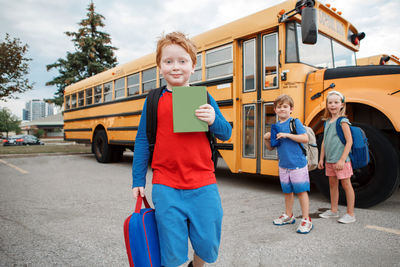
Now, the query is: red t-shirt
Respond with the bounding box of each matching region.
[151,91,216,189]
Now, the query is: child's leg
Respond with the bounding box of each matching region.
[193,253,206,267]
[297,191,309,218]
[340,178,355,216]
[329,176,339,213]
[284,192,294,216]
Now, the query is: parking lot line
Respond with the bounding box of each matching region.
[0,159,29,174]
[365,225,400,235]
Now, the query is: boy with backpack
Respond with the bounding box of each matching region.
[264,94,313,234]
[132,32,232,267]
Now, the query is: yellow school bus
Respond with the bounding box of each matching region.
[64,0,400,208]
[357,54,400,66]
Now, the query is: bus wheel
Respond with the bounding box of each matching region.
[93,130,112,163]
[112,146,124,162]
[310,123,400,208]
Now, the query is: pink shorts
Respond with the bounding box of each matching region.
[325,162,353,179]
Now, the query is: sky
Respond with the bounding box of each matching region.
[1,0,399,119]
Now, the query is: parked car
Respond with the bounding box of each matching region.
[2,135,44,146]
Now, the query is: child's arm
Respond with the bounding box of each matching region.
[276,132,308,144]
[336,121,353,170]
[197,95,232,141]
[263,132,273,151]
[318,139,325,169]
[132,99,150,193]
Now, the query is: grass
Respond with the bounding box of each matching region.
[0,143,92,155]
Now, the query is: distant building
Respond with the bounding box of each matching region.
[22,100,57,121]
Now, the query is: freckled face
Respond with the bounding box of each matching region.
[159,44,194,90]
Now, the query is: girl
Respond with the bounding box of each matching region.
[318,91,356,224]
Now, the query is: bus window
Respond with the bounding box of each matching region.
[286,22,299,63]
[263,33,278,89]
[243,39,256,92]
[243,104,256,158]
[159,72,167,88]
[190,54,202,83]
[78,91,84,107]
[142,67,157,93]
[86,88,93,105]
[127,73,140,96]
[296,23,334,68]
[114,77,125,99]
[206,45,232,80]
[263,103,277,159]
[65,95,71,110]
[103,82,112,102]
[94,85,102,103]
[71,93,77,108]
[332,40,356,67]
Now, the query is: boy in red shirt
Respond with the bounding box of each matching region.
[132,32,231,267]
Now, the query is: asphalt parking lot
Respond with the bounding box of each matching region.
[1,153,399,266]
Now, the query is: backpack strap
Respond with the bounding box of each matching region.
[146,87,164,158]
[289,118,306,156]
[205,92,217,163]
[335,116,346,145]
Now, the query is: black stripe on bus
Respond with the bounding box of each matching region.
[215,143,233,150]
[64,128,92,132]
[217,99,233,107]
[107,126,138,131]
[64,111,142,123]
[64,94,147,113]
[324,65,400,80]
[64,138,91,143]
[109,140,135,146]
[191,76,233,87]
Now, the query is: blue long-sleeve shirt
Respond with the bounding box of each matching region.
[132,88,232,188]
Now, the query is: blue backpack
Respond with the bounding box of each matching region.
[335,117,369,169]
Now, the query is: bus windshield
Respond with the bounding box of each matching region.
[286,22,356,68]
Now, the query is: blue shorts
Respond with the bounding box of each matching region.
[152,184,223,267]
[279,165,310,193]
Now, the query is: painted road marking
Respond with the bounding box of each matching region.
[0,159,29,174]
[365,225,400,235]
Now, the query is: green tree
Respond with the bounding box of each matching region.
[0,34,33,100]
[0,108,21,138]
[46,2,118,105]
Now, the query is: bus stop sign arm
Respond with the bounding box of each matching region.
[279,0,315,23]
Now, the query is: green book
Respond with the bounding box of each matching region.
[172,86,208,133]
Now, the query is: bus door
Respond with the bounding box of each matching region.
[240,33,279,175]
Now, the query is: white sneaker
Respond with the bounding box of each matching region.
[319,210,339,218]
[338,214,356,224]
[297,218,313,234]
[273,213,295,225]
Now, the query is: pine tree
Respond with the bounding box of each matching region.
[46,2,118,105]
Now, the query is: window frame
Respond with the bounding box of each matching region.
[205,44,233,81]
[243,38,257,93]
[262,32,279,90]
[142,67,157,93]
[114,77,125,99]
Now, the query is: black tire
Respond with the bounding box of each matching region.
[111,146,125,162]
[310,123,400,208]
[93,130,113,163]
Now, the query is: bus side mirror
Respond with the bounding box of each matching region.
[301,7,318,44]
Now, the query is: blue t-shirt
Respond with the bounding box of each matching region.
[274,118,307,169]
